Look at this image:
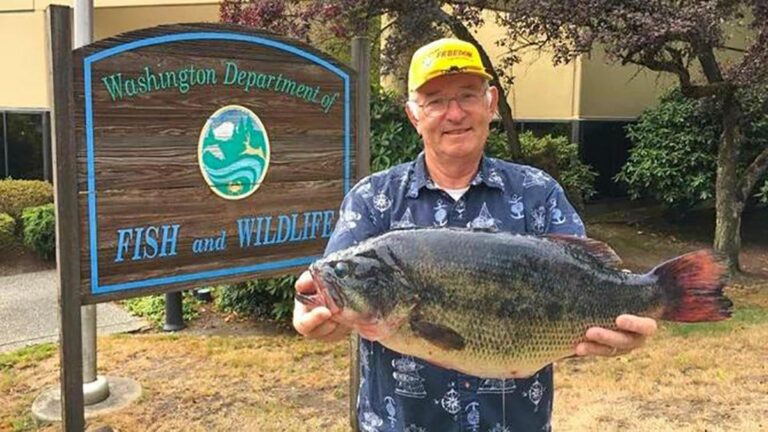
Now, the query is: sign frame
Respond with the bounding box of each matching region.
[65,22,358,304]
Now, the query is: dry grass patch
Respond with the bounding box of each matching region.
[553,287,768,431]
[1,334,351,432]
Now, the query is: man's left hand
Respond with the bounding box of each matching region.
[575,314,658,357]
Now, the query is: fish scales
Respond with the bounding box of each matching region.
[377,230,654,375]
[303,228,731,378]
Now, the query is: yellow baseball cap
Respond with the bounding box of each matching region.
[408,38,493,93]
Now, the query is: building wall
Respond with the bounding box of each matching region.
[0,0,219,111]
[93,4,219,41]
[0,8,50,110]
[494,47,581,121]
[578,50,674,120]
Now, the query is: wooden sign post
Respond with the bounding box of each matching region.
[47,6,358,430]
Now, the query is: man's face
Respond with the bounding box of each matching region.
[406,73,498,162]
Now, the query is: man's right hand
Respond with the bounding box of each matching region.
[292,270,351,342]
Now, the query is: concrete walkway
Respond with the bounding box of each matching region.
[0,270,148,353]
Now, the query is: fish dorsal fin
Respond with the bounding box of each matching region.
[544,234,622,268]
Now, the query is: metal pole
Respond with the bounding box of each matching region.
[74,0,110,405]
[2,112,8,177]
[42,112,52,182]
[163,292,186,331]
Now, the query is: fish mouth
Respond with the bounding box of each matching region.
[296,265,346,315]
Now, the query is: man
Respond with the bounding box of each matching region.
[293,38,657,431]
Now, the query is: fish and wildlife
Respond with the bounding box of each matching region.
[298,228,732,378]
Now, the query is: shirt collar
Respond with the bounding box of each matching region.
[406,152,505,198]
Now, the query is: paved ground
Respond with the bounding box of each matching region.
[0,270,148,353]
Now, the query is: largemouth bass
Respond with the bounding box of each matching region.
[298,228,731,378]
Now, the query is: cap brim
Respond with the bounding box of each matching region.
[413,68,493,92]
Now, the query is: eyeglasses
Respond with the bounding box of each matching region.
[411,88,488,118]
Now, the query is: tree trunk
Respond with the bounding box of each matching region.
[491,74,522,160]
[713,94,745,273]
[439,11,522,159]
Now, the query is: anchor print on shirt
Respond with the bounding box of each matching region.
[477,378,516,394]
[392,356,427,398]
[433,200,449,227]
[468,202,500,230]
[522,374,546,412]
[383,396,397,428]
[522,168,549,189]
[548,198,566,225]
[392,208,417,229]
[509,195,525,220]
[531,205,547,234]
[466,401,481,432]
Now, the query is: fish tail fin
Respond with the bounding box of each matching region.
[653,250,732,322]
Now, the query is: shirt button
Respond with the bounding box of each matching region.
[464,381,471,389]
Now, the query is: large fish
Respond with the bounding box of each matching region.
[298,228,732,378]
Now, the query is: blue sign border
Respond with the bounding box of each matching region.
[83,32,352,295]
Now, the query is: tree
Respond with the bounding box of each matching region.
[220,0,523,159]
[489,0,768,273]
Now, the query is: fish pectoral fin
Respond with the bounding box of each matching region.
[544,234,623,268]
[410,319,466,351]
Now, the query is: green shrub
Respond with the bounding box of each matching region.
[0,179,53,220]
[487,131,597,209]
[215,275,296,322]
[370,87,422,172]
[122,292,201,328]
[0,213,15,247]
[20,204,56,260]
[615,90,718,214]
[616,87,768,214]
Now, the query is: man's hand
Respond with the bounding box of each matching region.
[292,270,350,343]
[575,314,658,357]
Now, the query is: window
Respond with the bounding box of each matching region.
[578,121,634,198]
[0,111,50,181]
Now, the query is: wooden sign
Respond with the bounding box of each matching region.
[64,23,356,303]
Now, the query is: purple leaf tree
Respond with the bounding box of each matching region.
[494,0,768,271]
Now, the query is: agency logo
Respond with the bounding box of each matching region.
[198,105,270,200]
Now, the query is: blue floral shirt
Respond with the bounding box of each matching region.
[325,152,585,432]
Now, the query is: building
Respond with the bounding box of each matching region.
[1,1,678,197]
[0,0,221,181]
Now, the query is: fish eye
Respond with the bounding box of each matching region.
[333,262,349,278]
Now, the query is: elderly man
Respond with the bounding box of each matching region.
[293,38,657,431]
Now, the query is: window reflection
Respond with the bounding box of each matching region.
[0,111,47,180]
